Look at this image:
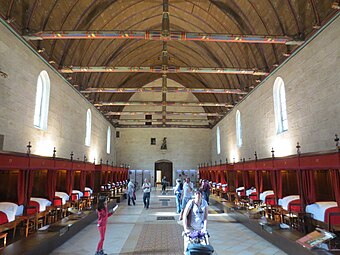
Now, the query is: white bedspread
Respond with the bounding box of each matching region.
[0,202,18,222]
[85,187,93,194]
[236,186,245,196]
[246,187,256,196]
[259,190,274,202]
[72,190,84,199]
[55,192,70,205]
[306,201,338,222]
[30,197,52,212]
[278,195,300,210]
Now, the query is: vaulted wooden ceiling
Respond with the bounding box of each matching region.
[0,0,338,128]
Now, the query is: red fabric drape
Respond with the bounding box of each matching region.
[235,171,240,188]
[254,170,263,199]
[300,170,316,205]
[330,169,340,207]
[270,170,282,200]
[66,170,74,196]
[46,170,56,201]
[220,171,227,184]
[27,170,35,202]
[90,172,95,189]
[242,171,249,189]
[79,171,86,192]
[17,170,26,205]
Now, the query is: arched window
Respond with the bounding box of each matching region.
[107,126,111,154]
[236,110,242,147]
[85,109,91,146]
[273,77,288,134]
[34,70,50,130]
[216,126,221,155]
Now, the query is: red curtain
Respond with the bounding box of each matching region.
[27,170,35,202]
[220,171,227,184]
[270,170,282,200]
[17,170,26,205]
[79,171,86,192]
[254,170,263,199]
[330,169,340,207]
[90,172,95,189]
[300,170,316,205]
[66,170,74,196]
[46,170,56,201]
[242,171,249,189]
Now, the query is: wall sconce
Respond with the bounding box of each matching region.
[84,155,87,162]
[37,48,45,53]
[70,151,74,161]
[271,147,275,158]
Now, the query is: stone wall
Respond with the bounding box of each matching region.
[211,15,340,163]
[0,21,116,163]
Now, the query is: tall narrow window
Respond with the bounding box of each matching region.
[273,77,288,134]
[236,110,242,147]
[34,70,50,130]
[85,109,92,146]
[216,126,221,155]
[106,126,111,154]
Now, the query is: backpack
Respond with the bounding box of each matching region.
[179,182,183,190]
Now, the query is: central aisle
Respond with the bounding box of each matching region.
[51,187,287,255]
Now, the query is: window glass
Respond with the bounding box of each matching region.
[106,126,111,154]
[85,109,91,146]
[273,77,288,134]
[216,126,221,155]
[34,70,50,130]
[236,110,242,147]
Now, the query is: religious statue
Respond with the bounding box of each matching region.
[161,137,167,150]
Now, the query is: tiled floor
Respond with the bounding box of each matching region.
[50,187,287,255]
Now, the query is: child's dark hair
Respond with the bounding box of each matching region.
[97,196,107,211]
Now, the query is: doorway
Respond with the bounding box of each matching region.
[154,160,173,187]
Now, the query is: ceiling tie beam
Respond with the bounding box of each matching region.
[104,111,222,117]
[112,119,212,123]
[81,87,247,94]
[23,30,304,45]
[116,124,211,128]
[94,101,234,108]
[60,66,269,76]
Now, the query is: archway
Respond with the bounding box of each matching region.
[154,159,173,187]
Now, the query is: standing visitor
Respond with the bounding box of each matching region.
[161,176,167,193]
[182,190,209,254]
[127,179,136,206]
[142,178,151,209]
[95,197,113,255]
[201,180,211,204]
[179,177,193,220]
[173,178,183,213]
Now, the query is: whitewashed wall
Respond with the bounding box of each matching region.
[0,21,116,163]
[211,15,340,163]
[116,128,211,185]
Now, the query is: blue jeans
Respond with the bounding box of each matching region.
[143,192,150,208]
[175,193,182,213]
[181,197,191,211]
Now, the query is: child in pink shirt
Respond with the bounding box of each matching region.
[95,197,113,255]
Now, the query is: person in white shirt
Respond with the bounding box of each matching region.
[142,178,151,209]
[173,178,183,213]
[127,179,135,206]
[182,190,209,254]
[181,177,193,214]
